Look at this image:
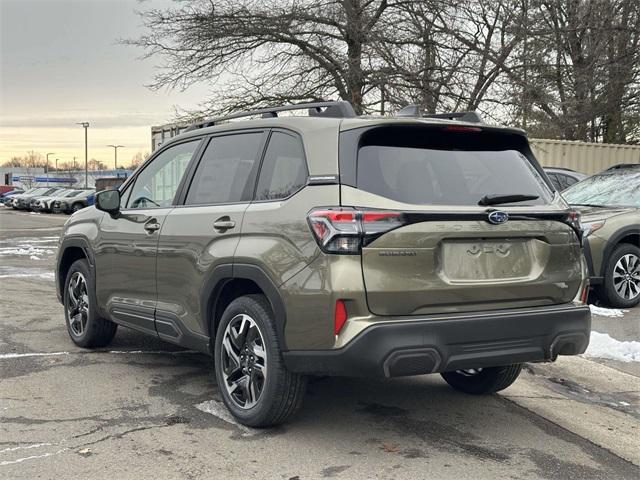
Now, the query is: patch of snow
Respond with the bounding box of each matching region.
[583,331,640,363]
[0,448,68,466]
[588,304,627,318]
[194,400,264,436]
[0,350,198,360]
[0,266,54,280]
[0,271,54,280]
[0,352,70,360]
[29,255,41,260]
[0,246,54,257]
[0,237,59,245]
[0,443,53,453]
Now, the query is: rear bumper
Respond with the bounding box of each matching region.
[283,304,591,377]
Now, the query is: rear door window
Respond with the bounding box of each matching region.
[255,131,307,201]
[354,126,552,206]
[185,132,263,205]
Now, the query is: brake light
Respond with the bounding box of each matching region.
[335,299,348,335]
[442,125,482,133]
[307,208,405,254]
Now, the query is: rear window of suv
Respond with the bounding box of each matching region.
[345,125,553,206]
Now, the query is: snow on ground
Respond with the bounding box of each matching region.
[0,246,54,257]
[584,331,640,363]
[589,304,628,318]
[0,266,54,280]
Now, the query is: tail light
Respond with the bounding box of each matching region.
[564,209,583,243]
[307,207,405,254]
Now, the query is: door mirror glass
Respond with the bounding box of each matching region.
[95,189,121,214]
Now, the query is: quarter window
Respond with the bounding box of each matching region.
[185,132,263,205]
[255,131,307,200]
[127,140,199,209]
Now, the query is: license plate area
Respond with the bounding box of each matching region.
[441,239,533,283]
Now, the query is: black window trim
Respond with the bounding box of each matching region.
[250,128,309,205]
[118,136,206,212]
[174,128,269,208]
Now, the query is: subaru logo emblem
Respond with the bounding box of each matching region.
[488,211,509,225]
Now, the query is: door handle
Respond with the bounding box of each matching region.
[144,219,161,233]
[213,217,236,232]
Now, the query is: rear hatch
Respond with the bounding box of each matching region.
[338,123,582,316]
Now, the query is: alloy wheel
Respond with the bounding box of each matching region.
[613,253,640,300]
[220,314,267,409]
[67,272,89,336]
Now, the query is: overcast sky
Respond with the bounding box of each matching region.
[0,0,210,166]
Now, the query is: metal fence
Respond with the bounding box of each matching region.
[530,138,640,175]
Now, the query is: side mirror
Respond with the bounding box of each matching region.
[95,189,121,215]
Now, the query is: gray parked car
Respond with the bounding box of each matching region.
[52,189,95,214]
[11,187,60,210]
[55,101,591,427]
[543,167,588,191]
[31,189,79,212]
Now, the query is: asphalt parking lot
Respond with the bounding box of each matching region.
[1,207,639,479]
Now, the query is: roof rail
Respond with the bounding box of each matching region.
[184,101,357,132]
[395,104,484,124]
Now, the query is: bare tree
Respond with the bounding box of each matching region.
[128,0,640,143]
[127,0,392,114]
[506,0,640,142]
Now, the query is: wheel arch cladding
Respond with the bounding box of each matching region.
[57,238,94,304]
[202,264,288,351]
[601,226,640,276]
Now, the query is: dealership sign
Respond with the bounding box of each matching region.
[12,175,77,184]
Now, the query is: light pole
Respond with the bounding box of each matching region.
[107,144,124,170]
[46,152,55,186]
[77,122,89,188]
[71,157,77,186]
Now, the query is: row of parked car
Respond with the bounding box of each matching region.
[0,186,95,214]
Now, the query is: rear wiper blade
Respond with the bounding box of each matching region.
[478,194,539,206]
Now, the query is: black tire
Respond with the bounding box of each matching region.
[71,203,83,213]
[600,243,640,308]
[63,259,117,348]
[441,364,523,394]
[213,294,306,427]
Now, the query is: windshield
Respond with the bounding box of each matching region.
[563,169,640,207]
[65,190,82,197]
[357,147,553,206]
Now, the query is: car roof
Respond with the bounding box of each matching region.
[161,115,527,176]
[170,114,525,140]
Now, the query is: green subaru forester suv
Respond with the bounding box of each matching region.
[56,101,591,427]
